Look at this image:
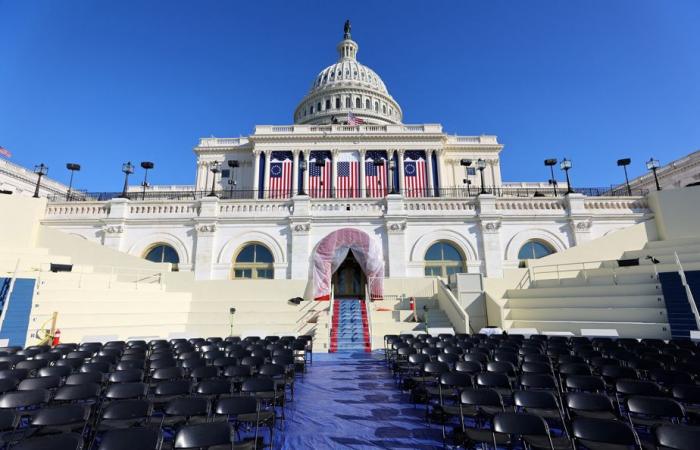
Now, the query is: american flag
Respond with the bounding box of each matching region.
[309,152,332,198]
[0,146,11,158]
[347,111,365,126]
[337,159,359,198]
[365,151,388,198]
[404,151,427,197]
[268,152,293,199]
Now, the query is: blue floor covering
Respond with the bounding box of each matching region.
[273,351,444,449]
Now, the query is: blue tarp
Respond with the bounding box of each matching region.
[273,352,443,449]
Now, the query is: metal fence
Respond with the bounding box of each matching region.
[46,186,649,203]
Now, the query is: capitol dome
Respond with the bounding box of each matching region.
[293,22,403,125]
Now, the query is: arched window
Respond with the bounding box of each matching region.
[335,98,340,108]
[365,99,371,109]
[325,99,331,110]
[355,98,361,108]
[424,242,465,278]
[233,243,274,279]
[345,97,351,108]
[374,102,379,111]
[518,241,555,260]
[145,244,180,271]
[317,102,321,112]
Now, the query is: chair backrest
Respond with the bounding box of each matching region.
[572,418,638,447]
[195,379,231,396]
[460,388,503,408]
[152,367,185,381]
[98,426,162,450]
[616,379,660,396]
[626,395,685,420]
[241,377,275,394]
[454,361,482,374]
[0,389,49,409]
[215,396,258,416]
[108,369,144,384]
[53,383,101,402]
[31,404,88,426]
[104,382,147,400]
[566,392,615,414]
[37,365,72,378]
[101,399,150,420]
[655,424,700,450]
[18,375,61,391]
[493,412,549,437]
[519,373,556,390]
[174,421,232,449]
[476,372,510,389]
[513,390,558,410]
[165,397,209,417]
[439,372,472,389]
[65,372,103,386]
[565,375,606,393]
[12,432,83,450]
[673,384,700,404]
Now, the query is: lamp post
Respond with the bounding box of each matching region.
[208,161,221,197]
[560,158,573,194]
[298,160,307,195]
[476,158,487,194]
[33,163,48,198]
[460,159,472,197]
[227,160,239,198]
[544,158,558,196]
[646,158,661,191]
[120,162,134,198]
[388,159,397,194]
[65,163,80,200]
[140,161,154,200]
[617,158,632,195]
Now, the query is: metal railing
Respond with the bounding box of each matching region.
[674,251,700,332]
[37,264,165,291]
[327,287,335,350]
[436,279,470,333]
[364,285,373,350]
[46,186,650,203]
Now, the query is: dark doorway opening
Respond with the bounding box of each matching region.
[332,250,366,298]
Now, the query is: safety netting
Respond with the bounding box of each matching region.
[311,228,384,300]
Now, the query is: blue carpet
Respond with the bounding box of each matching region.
[273,352,444,449]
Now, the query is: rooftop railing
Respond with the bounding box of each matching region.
[45,186,649,203]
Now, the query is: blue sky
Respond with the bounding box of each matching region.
[1,1,699,191]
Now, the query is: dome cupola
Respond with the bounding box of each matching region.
[293,21,403,125]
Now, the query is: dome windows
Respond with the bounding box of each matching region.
[345,97,351,108]
[355,98,361,109]
[365,99,370,109]
[325,99,331,110]
[335,98,341,109]
[374,102,379,112]
[382,104,387,114]
[317,102,321,112]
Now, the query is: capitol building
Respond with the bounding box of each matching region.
[1,22,699,349]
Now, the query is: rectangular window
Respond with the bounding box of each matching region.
[467,168,476,176]
[235,269,252,278]
[257,269,272,279]
[424,267,440,277]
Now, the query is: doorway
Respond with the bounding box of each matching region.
[332,250,366,298]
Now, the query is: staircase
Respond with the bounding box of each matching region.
[659,271,700,339]
[0,278,36,347]
[330,298,370,353]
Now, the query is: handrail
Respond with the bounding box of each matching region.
[364,285,373,350]
[327,287,335,351]
[0,259,21,333]
[38,263,165,291]
[436,279,469,333]
[674,251,700,332]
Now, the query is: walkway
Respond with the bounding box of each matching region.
[275,351,443,449]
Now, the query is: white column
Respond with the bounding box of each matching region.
[101,197,129,251]
[252,150,261,199]
[436,149,445,191]
[331,149,339,197]
[303,150,311,193]
[193,197,219,280]
[425,149,435,196]
[263,150,271,197]
[397,149,405,193]
[385,195,407,277]
[292,150,300,196]
[290,195,312,280]
[359,149,366,197]
[477,194,503,277]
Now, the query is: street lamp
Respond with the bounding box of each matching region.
[617,158,632,195]
[120,161,134,198]
[476,158,487,194]
[65,163,80,200]
[646,158,661,191]
[460,159,472,197]
[388,159,397,194]
[560,158,573,194]
[227,160,239,198]
[140,161,154,200]
[544,158,558,197]
[208,161,221,197]
[298,160,307,195]
[33,163,48,198]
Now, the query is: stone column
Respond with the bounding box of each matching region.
[252,150,261,199]
[565,193,592,245]
[436,149,446,192]
[477,194,503,277]
[101,197,129,251]
[262,150,271,198]
[303,150,311,193]
[193,196,219,280]
[359,149,367,197]
[425,149,435,196]
[292,150,300,196]
[385,193,407,277]
[289,195,312,280]
[397,149,405,193]
[331,149,339,197]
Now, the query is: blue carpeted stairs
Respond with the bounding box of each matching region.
[659,271,700,339]
[334,298,368,352]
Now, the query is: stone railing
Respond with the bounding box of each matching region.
[495,198,566,213]
[129,202,200,216]
[197,137,249,147]
[45,203,111,218]
[584,197,649,212]
[445,135,500,145]
[310,199,385,217]
[219,200,292,217]
[253,123,446,135]
[404,199,477,216]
